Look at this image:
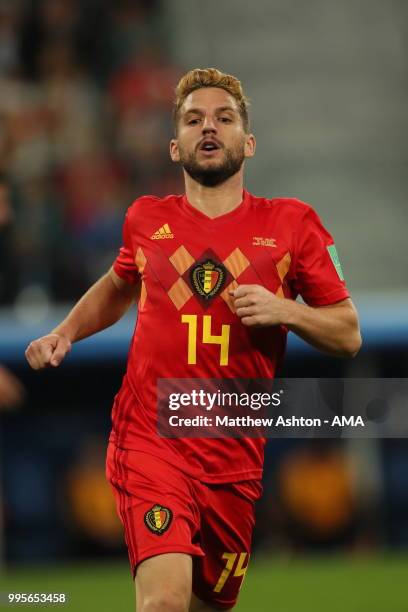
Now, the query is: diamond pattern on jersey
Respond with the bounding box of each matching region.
[220,248,251,312]
[167,277,193,310]
[223,248,250,278]
[169,245,195,275]
[275,252,291,298]
[135,246,147,274]
[220,279,239,312]
[135,247,147,308]
[146,243,292,312]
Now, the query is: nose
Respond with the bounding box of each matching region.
[202,114,217,133]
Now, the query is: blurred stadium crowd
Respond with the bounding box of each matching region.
[0,0,182,306]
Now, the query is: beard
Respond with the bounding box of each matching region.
[179,143,245,187]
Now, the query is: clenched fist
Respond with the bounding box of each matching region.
[25,334,72,370]
[230,284,292,327]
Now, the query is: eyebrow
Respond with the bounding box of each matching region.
[183,106,238,117]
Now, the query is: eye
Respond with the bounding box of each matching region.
[219,116,232,123]
[187,118,200,125]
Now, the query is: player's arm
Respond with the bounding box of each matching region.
[232,286,361,358]
[25,268,138,370]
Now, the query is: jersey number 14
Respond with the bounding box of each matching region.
[181,315,230,366]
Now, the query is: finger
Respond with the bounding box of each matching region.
[229,284,253,298]
[28,341,54,368]
[25,345,42,370]
[241,315,260,327]
[233,296,254,309]
[31,351,45,370]
[50,338,71,367]
[40,343,54,365]
[26,339,55,369]
[37,334,63,367]
[236,306,256,318]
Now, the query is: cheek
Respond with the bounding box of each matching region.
[178,134,196,155]
[228,128,246,147]
[230,135,247,155]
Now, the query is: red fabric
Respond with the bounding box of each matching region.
[110,191,350,483]
[106,443,261,609]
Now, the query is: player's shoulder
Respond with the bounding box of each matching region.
[248,194,322,232]
[126,193,181,218]
[250,193,314,217]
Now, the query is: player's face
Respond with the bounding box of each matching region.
[170,87,255,187]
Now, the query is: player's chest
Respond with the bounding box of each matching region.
[133,216,293,297]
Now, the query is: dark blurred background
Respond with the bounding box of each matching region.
[0,0,407,582]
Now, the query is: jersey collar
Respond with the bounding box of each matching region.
[179,189,251,224]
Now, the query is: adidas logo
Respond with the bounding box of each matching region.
[151,223,174,239]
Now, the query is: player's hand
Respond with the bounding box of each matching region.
[25,333,72,370]
[230,284,291,327]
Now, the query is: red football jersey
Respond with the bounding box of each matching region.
[110,190,350,483]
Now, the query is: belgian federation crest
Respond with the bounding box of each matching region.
[183,249,233,308]
[183,249,232,308]
[191,259,226,298]
[144,504,173,535]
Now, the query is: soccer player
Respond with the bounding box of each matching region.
[25,68,361,611]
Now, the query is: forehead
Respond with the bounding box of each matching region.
[180,87,240,115]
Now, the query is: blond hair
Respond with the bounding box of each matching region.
[173,67,250,133]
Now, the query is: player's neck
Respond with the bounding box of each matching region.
[183,171,245,219]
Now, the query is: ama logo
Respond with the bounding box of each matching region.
[331,416,364,427]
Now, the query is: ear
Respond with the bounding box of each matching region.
[170,139,180,162]
[244,133,256,159]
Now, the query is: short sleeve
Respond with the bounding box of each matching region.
[291,208,350,306]
[113,208,140,284]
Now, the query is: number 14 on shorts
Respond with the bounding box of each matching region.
[213,552,249,593]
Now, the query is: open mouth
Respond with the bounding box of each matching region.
[199,139,221,153]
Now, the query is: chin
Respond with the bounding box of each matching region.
[198,158,224,169]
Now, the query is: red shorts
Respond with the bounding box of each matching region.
[106,443,262,610]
